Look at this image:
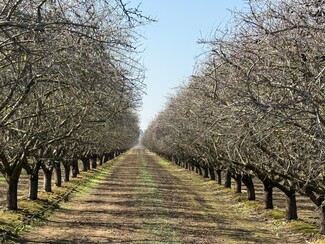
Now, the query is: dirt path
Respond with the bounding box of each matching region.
[20,147,310,243]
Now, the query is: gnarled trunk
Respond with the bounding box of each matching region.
[263,180,273,209]
[224,171,231,188]
[81,157,89,171]
[71,160,79,178]
[7,177,19,210]
[29,174,39,200]
[108,152,114,161]
[63,162,70,182]
[43,167,53,192]
[54,162,62,187]
[104,153,110,163]
[234,174,242,193]
[284,190,298,220]
[216,170,222,185]
[28,163,41,200]
[185,162,189,169]
[91,156,97,169]
[203,165,209,178]
[209,167,216,180]
[99,155,103,166]
[197,166,203,175]
[242,174,255,200]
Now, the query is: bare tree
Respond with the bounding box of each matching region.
[0,0,148,210]
[143,0,325,234]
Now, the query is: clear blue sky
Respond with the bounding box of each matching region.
[130,1,246,130]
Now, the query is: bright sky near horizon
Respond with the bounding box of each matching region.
[131,1,246,131]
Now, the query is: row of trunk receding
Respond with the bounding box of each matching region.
[168,158,324,234]
[6,151,123,211]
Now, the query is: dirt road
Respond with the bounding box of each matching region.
[20,147,309,243]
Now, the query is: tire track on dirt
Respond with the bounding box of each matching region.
[20,150,146,243]
[143,151,310,243]
[19,147,310,243]
[20,148,182,243]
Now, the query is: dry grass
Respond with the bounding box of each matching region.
[7,149,323,243]
[0,155,122,240]
[155,154,321,243]
[266,209,286,220]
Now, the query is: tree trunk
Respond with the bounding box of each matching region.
[320,205,325,235]
[216,170,222,185]
[224,171,231,188]
[91,156,97,169]
[71,160,79,178]
[87,158,90,170]
[43,168,53,192]
[108,152,114,161]
[284,190,298,220]
[27,162,41,200]
[203,165,209,178]
[29,174,39,200]
[197,166,203,175]
[81,158,89,171]
[242,175,255,200]
[185,162,189,169]
[209,167,216,180]
[234,174,242,193]
[54,163,62,187]
[263,180,274,209]
[99,155,103,166]
[76,160,80,174]
[7,177,19,210]
[63,162,70,182]
[104,154,109,163]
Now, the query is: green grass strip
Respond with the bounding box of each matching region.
[133,154,180,243]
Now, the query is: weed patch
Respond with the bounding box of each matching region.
[287,220,319,234]
[266,209,286,219]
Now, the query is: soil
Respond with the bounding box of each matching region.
[18,146,313,243]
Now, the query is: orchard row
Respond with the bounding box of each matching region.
[142,0,325,234]
[0,1,149,210]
